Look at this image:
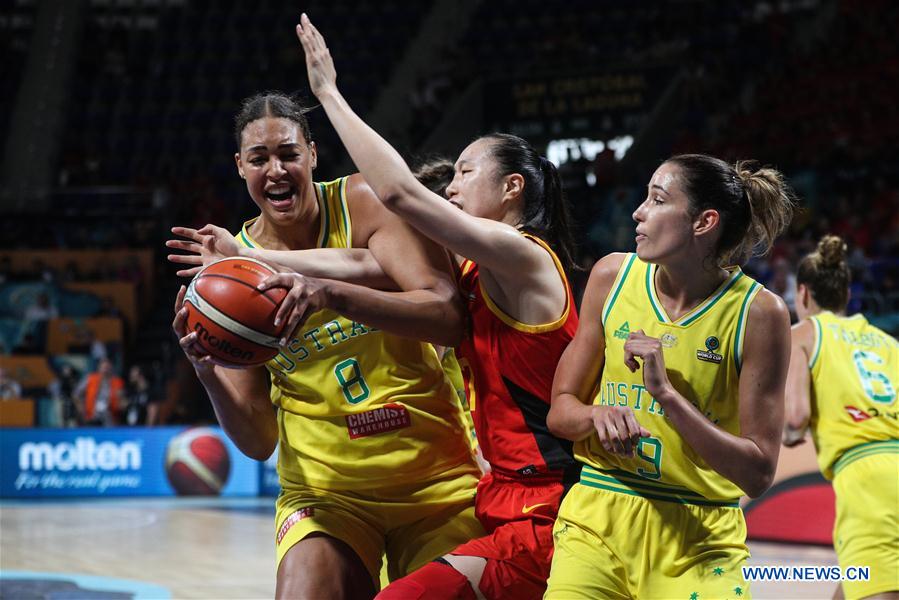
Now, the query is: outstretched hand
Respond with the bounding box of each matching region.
[296,13,338,99]
[166,224,242,277]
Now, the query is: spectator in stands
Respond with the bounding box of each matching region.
[48,364,82,427]
[124,364,151,426]
[70,328,109,368]
[0,367,23,400]
[24,292,59,322]
[74,357,123,426]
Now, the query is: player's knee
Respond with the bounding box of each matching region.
[376,560,476,600]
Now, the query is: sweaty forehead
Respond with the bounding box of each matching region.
[241,117,304,148]
[650,164,680,192]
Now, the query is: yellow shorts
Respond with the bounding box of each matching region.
[832,448,899,599]
[275,461,483,586]
[546,471,751,599]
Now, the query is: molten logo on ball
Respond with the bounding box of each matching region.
[165,428,231,495]
[193,321,255,362]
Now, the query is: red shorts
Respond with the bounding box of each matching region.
[450,467,574,600]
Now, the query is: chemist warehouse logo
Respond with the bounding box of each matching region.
[696,336,723,364]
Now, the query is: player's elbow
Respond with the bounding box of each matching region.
[375,177,419,213]
[743,462,777,498]
[784,403,810,432]
[240,437,277,462]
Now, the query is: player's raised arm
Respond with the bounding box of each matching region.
[294,14,561,287]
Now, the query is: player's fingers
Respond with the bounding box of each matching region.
[167,253,203,265]
[165,239,201,253]
[172,307,187,334]
[620,411,644,456]
[197,224,222,236]
[258,273,291,291]
[176,267,202,278]
[171,226,200,240]
[273,289,299,328]
[174,285,186,312]
[282,305,308,346]
[603,421,624,454]
[623,347,640,372]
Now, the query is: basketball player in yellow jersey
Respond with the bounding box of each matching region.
[783,235,898,600]
[546,154,796,599]
[171,91,482,599]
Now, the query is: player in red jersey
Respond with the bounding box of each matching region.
[296,14,580,599]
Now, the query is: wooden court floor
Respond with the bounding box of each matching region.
[1,497,838,599]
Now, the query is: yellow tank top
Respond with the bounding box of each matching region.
[575,254,762,505]
[807,311,898,480]
[237,177,475,490]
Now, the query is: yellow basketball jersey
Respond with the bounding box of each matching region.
[807,311,898,480]
[575,254,762,504]
[237,177,475,490]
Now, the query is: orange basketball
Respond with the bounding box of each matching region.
[183,257,288,366]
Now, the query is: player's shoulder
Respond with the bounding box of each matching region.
[748,286,789,321]
[342,173,392,244]
[744,286,791,341]
[588,252,631,288]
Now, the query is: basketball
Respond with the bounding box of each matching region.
[165,427,232,496]
[183,257,288,367]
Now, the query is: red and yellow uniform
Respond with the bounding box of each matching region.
[450,234,579,599]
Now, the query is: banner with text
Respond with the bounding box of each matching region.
[0,426,260,498]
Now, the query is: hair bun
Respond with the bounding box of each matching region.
[817,235,847,268]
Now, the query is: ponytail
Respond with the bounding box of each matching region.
[734,160,796,263]
[796,235,850,311]
[481,133,578,272]
[665,154,796,265]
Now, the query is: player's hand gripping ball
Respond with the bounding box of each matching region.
[183,257,288,367]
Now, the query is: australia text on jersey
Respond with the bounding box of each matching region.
[270,318,379,372]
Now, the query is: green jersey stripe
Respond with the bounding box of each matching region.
[602,253,637,327]
[833,440,899,476]
[734,282,760,373]
[645,263,667,323]
[578,479,740,508]
[680,269,744,326]
[581,466,706,497]
[808,316,823,369]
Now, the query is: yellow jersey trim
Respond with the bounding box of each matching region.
[338,176,352,248]
[477,234,571,333]
[580,465,740,508]
[733,282,761,373]
[601,253,637,328]
[645,263,744,326]
[808,316,823,369]
[833,440,899,477]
